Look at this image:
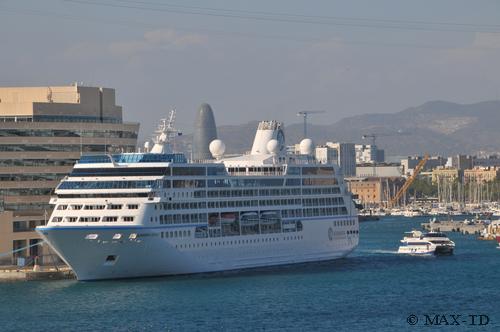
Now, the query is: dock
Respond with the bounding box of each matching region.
[0,267,75,282]
[421,221,485,235]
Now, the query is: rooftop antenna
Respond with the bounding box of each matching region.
[297,110,325,138]
[47,87,53,103]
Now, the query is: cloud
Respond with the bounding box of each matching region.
[144,29,207,47]
[108,28,208,56]
[429,32,500,66]
[472,32,500,49]
[64,41,108,60]
[63,28,208,60]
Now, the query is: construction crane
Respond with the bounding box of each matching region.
[362,130,409,147]
[388,153,429,208]
[297,110,325,138]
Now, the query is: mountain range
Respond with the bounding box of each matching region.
[176,100,500,157]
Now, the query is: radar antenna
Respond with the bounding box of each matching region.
[150,109,182,154]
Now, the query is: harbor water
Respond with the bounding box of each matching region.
[1,216,499,331]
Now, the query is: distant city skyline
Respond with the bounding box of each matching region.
[1,0,499,139]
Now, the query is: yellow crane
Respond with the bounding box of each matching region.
[388,153,429,208]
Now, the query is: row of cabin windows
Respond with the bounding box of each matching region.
[204,188,341,198]
[303,207,349,217]
[165,178,309,189]
[334,219,356,227]
[303,197,345,207]
[303,187,341,195]
[173,235,304,249]
[155,198,309,211]
[154,207,354,226]
[58,180,157,190]
[156,202,207,210]
[51,216,135,222]
[70,166,334,178]
[164,188,341,200]
[205,188,302,198]
[199,200,298,210]
[259,199,302,207]
[160,230,191,238]
[57,204,139,210]
[157,214,208,224]
[209,200,258,208]
[281,209,303,218]
[153,207,350,226]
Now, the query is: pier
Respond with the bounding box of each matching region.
[421,220,485,235]
[0,267,74,282]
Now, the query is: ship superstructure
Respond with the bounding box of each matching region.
[37,116,359,280]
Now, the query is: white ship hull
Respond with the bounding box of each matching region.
[38,216,358,280]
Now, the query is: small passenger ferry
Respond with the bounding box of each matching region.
[398,230,455,255]
[37,114,359,280]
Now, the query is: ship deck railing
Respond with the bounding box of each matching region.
[227,170,285,176]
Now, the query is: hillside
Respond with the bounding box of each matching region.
[175,100,500,156]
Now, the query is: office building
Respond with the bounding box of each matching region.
[0,84,139,265]
[192,103,217,161]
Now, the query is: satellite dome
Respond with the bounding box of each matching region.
[209,139,226,159]
[266,139,279,155]
[299,138,314,155]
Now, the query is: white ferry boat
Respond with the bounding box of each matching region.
[37,116,359,280]
[398,230,455,255]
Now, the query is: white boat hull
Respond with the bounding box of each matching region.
[37,217,358,280]
[398,246,435,255]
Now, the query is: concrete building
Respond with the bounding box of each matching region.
[401,155,447,175]
[356,163,403,177]
[355,144,384,164]
[0,84,139,265]
[473,155,500,168]
[326,142,356,177]
[464,167,499,184]
[376,149,385,164]
[315,142,356,176]
[315,145,338,164]
[448,154,473,171]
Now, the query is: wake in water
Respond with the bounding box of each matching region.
[357,249,438,256]
[356,249,399,255]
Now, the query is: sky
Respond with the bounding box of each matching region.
[1,0,500,140]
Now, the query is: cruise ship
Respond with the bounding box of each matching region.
[37,114,359,280]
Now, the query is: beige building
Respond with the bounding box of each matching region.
[0,84,139,265]
[346,177,404,206]
[432,168,459,184]
[464,167,499,183]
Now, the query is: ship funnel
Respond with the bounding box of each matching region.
[250,120,285,155]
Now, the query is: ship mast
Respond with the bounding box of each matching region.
[149,110,181,154]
